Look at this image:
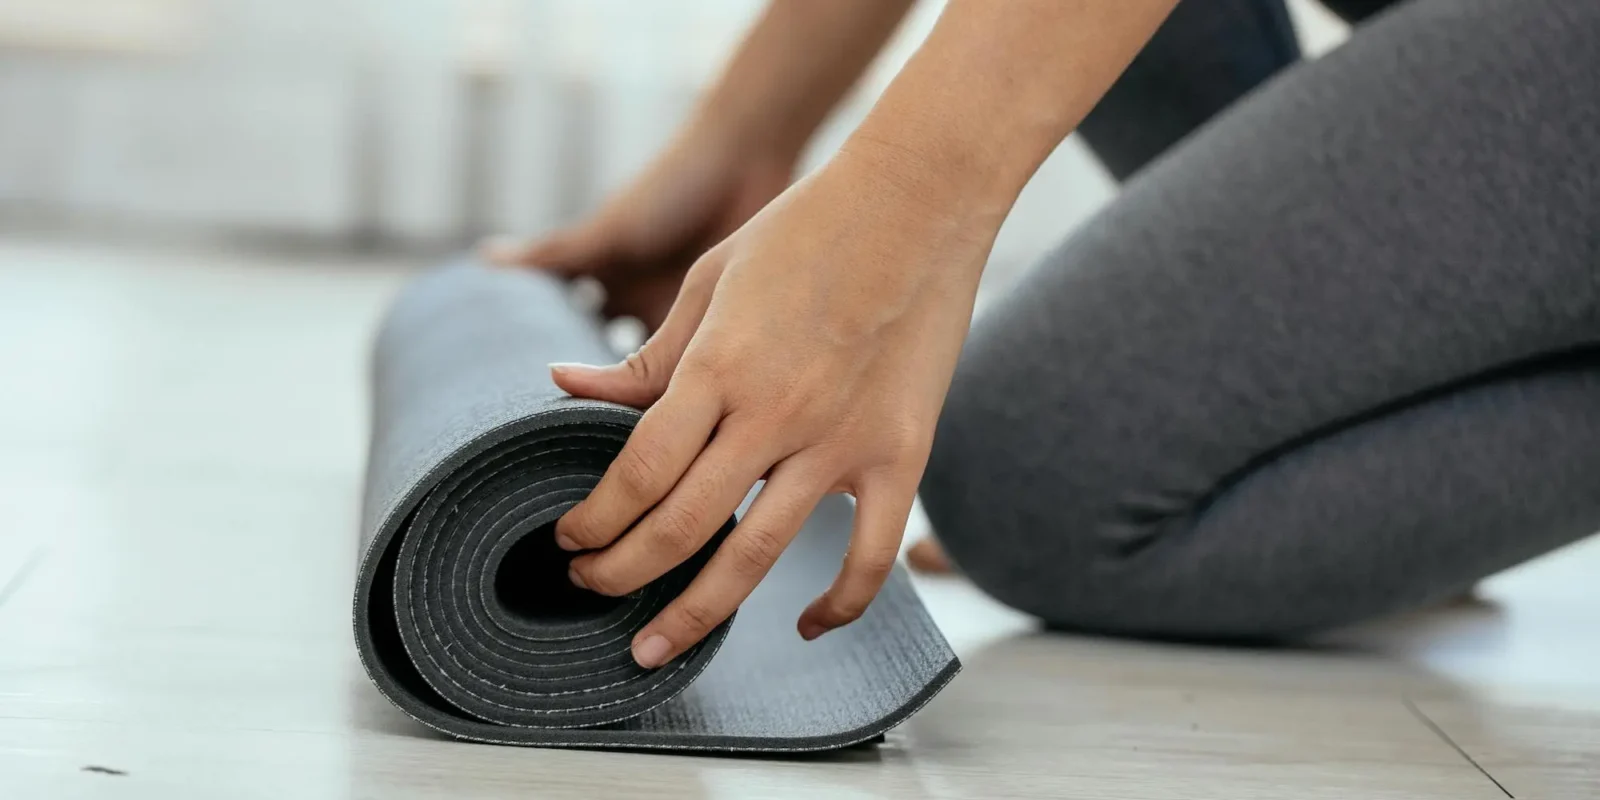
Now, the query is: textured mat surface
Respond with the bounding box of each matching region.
[353,262,959,752]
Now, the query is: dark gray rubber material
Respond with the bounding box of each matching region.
[352,262,959,753]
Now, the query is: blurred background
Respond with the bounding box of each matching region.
[0,0,1347,277]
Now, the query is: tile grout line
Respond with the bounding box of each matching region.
[0,545,48,615]
[1402,694,1514,799]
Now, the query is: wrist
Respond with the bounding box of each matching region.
[689,89,817,167]
[834,117,1020,240]
[808,136,1002,297]
[832,0,1158,229]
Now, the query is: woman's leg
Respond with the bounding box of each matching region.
[1320,0,1405,24]
[1080,0,1418,181]
[1077,0,1302,181]
[920,0,1600,640]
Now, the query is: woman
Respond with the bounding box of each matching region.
[489,0,1600,668]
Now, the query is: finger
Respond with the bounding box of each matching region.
[555,381,721,552]
[480,222,614,274]
[797,476,915,640]
[628,460,829,668]
[570,425,779,596]
[906,538,957,575]
[550,259,717,408]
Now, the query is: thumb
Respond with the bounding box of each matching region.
[551,258,720,408]
[482,220,614,276]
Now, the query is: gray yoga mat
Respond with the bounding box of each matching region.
[352,261,959,752]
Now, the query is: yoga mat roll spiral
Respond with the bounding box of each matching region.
[352,262,959,752]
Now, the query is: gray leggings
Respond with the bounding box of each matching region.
[920,0,1600,640]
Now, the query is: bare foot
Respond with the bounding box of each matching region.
[907,538,958,575]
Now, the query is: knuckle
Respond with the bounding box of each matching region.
[614,443,668,501]
[623,348,661,388]
[671,599,721,635]
[561,507,603,546]
[855,547,899,581]
[575,563,619,596]
[726,525,785,577]
[682,334,750,380]
[649,506,704,557]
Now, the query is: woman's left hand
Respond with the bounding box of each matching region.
[547,141,998,668]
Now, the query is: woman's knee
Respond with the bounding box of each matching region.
[918,349,1156,620]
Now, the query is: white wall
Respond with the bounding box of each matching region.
[0,0,1349,252]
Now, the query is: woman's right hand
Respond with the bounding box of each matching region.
[485,120,797,332]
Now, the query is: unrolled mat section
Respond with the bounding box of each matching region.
[352,262,959,753]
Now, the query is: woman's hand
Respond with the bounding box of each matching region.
[483,0,922,330]
[498,0,1180,669]
[549,142,996,668]
[486,121,796,331]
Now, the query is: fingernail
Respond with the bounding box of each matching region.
[548,361,599,374]
[798,622,827,641]
[633,634,672,669]
[555,532,579,551]
[568,565,587,590]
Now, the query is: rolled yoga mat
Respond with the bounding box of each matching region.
[352,262,960,752]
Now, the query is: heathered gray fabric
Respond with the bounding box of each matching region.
[921,0,1600,639]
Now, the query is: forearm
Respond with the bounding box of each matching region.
[694,0,918,158]
[844,0,1180,230]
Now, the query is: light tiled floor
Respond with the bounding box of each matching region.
[0,236,1596,799]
